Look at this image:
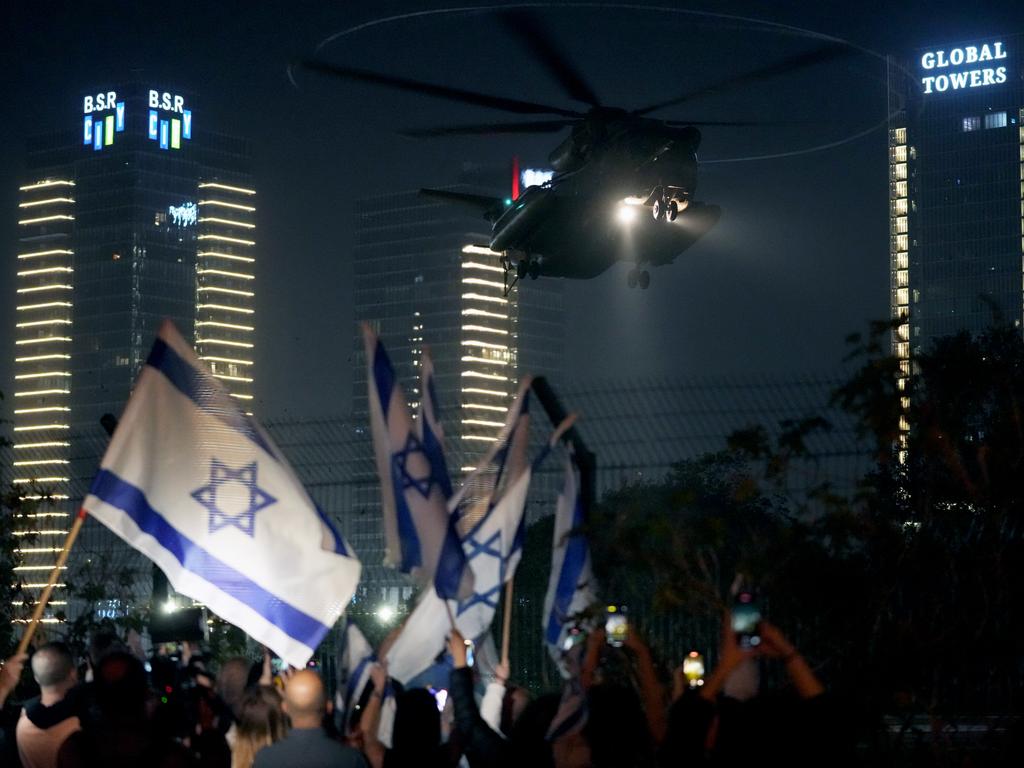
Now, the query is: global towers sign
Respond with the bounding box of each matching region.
[919,41,1008,94]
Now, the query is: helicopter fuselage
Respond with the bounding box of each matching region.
[489,119,717,280]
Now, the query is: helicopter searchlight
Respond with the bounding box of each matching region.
[616,202,639,224]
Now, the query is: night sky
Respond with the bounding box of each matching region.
[3,1,1024,421]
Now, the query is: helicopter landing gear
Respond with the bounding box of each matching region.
[516,260,529,280]
[627,268,650,289]
[649,186,687,223]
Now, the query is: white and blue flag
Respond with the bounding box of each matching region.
[84,320,361,668]
[543,449,597,741]
[364,325,472,601]
[543,449,597,669]
[385,380,534,684]
[337,619,375,728]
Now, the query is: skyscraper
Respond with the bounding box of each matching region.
[888,36,1023,440]
[10,82,256,620]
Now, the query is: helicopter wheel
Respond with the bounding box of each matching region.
[627,269,638,289]
[666,200,678,222]
[528,262,540,280]
[516,260,528,280]
[652,199,666,221]
[638,270,650,289]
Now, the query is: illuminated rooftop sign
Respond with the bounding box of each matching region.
[920,41,1008,94]
[82,90,125,151]
[147,90,192,150]
[81,87,194,152]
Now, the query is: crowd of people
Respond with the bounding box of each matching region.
[0,611,843,768]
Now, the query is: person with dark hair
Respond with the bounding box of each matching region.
[85,629,124,681]
[362,662,453,768]
[253,668,366,768]
[17,641,82,768]
[231,685,286,768]
[216,657,251,730]
[57,650,194,768]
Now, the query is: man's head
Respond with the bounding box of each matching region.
[31,642,77,691]
[282,669,328,728]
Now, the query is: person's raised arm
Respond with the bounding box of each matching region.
[0,653,27,708]
[447,630,508,762]
[623,628,667,744]
[360,662,388,768]
[757,622,825,699]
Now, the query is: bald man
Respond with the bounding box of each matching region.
[254,668,368,768]
[17,642,82,768]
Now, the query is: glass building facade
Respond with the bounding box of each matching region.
[10,82,256,621]
[888,36,1024,450]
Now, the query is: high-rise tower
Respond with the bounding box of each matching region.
[10,82,256,620]
[888,36,1023,454]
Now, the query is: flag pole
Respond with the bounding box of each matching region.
[16,508,88,655]
[500,579,514,667]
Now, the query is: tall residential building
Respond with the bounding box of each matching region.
[888,36,1024,445]
[10,82,256,620]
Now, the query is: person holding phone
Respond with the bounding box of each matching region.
[661,606,841,768]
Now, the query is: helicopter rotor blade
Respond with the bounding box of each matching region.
[401,119,576,137]
[498,9,601,107]
[633,42,851,116]
[663,119,805,127]
[298,59,584,118]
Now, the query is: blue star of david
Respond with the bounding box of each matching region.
[392,434,436,499]
[191,459,277,537]
[456,530,503,616]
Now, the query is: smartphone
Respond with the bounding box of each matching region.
[605,604,629,647]
[731,590,762,649]
[428,686,448,712]
[464,639,475,669]
[682,651,705,688]
[271,656,286,674]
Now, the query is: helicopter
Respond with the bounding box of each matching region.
[300,11,846,290]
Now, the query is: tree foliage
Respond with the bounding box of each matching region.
[531,319,1024,720]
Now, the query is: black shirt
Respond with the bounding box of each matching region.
[253,726,368,768]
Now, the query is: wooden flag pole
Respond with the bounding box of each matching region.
[16,509,88,655]
[500,579,514,668]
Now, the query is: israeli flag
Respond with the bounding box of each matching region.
[386,382,533,684]
[543,449,597,670]
[336,619,375,730]
[84,321,361,668]
[363,325,471,600]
